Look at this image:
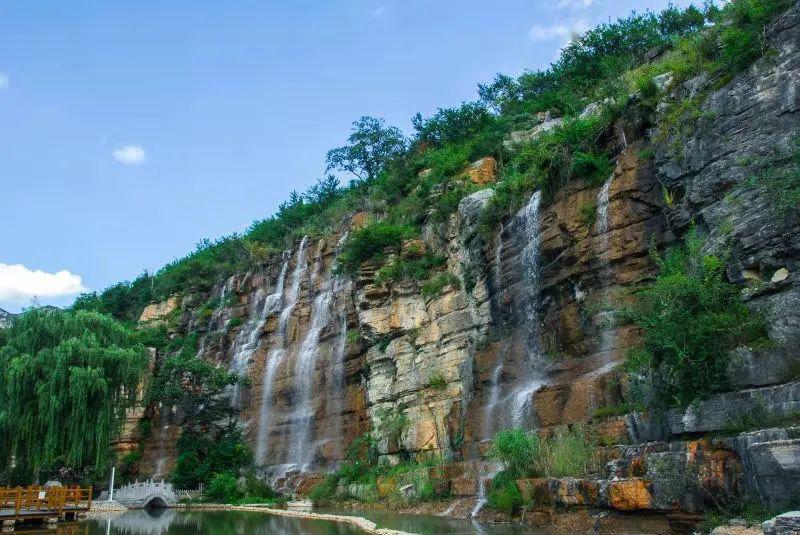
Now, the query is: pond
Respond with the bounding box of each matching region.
[19,508,551,535]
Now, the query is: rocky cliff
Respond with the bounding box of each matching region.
[130,3,799,524]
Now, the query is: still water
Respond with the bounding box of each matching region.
[20,508,551,535]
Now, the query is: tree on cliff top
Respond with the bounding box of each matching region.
[0,308,148,483]
[325,116,406,184]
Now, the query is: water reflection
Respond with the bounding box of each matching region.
[315,508,551,535]
[21,510,363,535]
[21,508,551,535]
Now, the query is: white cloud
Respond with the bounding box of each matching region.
[370,6,386,18]
[557,0,595,9]
[0,263,88,305]
[0,74,9,90]
[529,20,589,44]
[112,144,147,165]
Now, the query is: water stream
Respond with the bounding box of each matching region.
[255,236,309,466]
[288,252,335,470]
[229,255,290,408]
[595,174,616,358]
[508,191,546,428]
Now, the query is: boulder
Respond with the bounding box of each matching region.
[606,478,653,511]
[763,511,800,535]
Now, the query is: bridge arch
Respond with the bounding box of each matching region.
[144,494,169,508]
[113,480,178,509]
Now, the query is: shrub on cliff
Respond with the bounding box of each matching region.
[336,222,416,274]
[623,228,768,408]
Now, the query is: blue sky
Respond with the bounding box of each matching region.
[0,0,694,312]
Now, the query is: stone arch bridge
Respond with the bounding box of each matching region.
[113,480,178,508]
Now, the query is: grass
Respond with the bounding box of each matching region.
[421,272,461,299]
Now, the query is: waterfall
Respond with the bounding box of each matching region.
[481,192,547,433]
[287,257,334,470]
[596,174,613,237]
[255,236,309,466]
[509,191,546,428]
[595,174,617,357]
[228,254,290,408]
[288,233,352,470]
[470,464,500,518]
[324,276,350,462]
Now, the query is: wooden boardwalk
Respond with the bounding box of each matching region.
[0,486,92,531]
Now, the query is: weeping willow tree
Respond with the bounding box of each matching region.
[0,308,148,481]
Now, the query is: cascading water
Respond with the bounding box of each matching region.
[324,269,351,461]
[470,464,501,518]
[255,236,309,466]
[288,233,352,470]
[287,254,334,470]
[595,174,616,357]
[228,254,290,408]
[481,192,546,433]
[508,190,546,428]
[596,174,613,237]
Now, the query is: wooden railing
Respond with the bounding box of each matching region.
[0,486,92,520]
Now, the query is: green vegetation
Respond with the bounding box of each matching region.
[6,0,790,492]
[308,433,447,506]
[336,223,416,274]
[72,0,790,329]
[486,427,602,514]
[0,308,149,483]
[745,136,800,219]
[375,253,447,285]
[622,228,767,408]
[421,272,461,299]
[145,337,251,488]
[427,372,447,391]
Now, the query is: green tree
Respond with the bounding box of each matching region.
[147,338,251,488]
[325,116,406,183]
[0,308,148,481]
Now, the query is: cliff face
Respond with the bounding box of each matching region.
[137,3,799,505]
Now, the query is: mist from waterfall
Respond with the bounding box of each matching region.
[254,236,309,466]
[228,254,290,408]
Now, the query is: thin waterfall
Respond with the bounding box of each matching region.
[596,174,613,236]
[470,464,500,518]
[255,236,309,466]
[323,233,351,463]
[482,224,507,439]
[509,191,546,428]
[289,233,351,470]
[482,192,546,432]
[229,254,290,408]
[595,174,616,357]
